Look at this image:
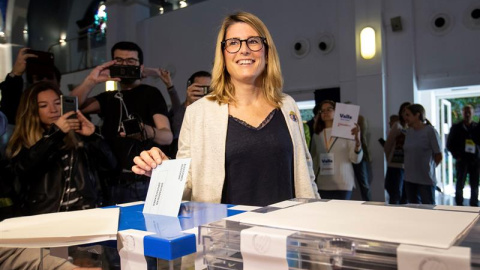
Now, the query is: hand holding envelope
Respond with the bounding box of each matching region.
[132,147,170,177]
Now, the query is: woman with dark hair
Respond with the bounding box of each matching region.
[6,81,115,215]
[384,101,411,204]
[132,12,319,206]
[403,103,442,204]
[310,100,362,200]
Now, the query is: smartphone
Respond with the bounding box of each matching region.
[61,95,78,119]
[26,50,55,81]
[109,65,141,79]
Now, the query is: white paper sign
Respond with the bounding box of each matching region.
[331,103,360,140]
[143,158,191,217]
[320,153,335,175]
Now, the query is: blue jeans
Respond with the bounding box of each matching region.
[404,181,435,205]
[352,160,371,201]
[384,167,407,204]
[319,190,353,200]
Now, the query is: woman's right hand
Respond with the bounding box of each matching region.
[54,111,80,133]
[132,147,170,177]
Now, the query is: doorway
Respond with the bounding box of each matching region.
[419,86,480,205]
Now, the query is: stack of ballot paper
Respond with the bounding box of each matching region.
[0,208,119,248]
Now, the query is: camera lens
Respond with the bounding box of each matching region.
[202,86,210,95]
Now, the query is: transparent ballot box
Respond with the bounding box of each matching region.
[199,199,480,270]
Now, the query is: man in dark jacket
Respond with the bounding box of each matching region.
[447,105,479,206]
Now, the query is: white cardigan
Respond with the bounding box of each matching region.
[176,94,320,203]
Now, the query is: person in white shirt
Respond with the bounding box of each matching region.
[310,100,362,200]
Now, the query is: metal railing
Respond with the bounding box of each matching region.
[48,29,107,74]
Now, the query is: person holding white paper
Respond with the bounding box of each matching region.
[310,100,362,200]
[132,11,319,206]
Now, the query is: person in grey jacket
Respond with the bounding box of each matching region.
[132,11,319,206]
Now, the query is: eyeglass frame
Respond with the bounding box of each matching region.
[319,107,335,114]
[221,36,267,54]
[113,57,140,65]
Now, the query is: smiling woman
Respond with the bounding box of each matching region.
[132,11,320,206]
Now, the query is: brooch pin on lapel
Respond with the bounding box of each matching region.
[289,111,298,122]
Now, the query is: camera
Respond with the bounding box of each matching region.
[200,85,211,96]
[109,65,141,79]
[60,95,78,119]
[26,49,55,81]
[121,118,142,137]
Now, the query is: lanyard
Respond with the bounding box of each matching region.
[323,129,338,153]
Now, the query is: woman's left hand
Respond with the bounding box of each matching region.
[75,111,95,136]
[351,123,361,147]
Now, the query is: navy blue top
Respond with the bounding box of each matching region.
[222,109,294,206]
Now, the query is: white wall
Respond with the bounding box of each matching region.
[414,0,480,90]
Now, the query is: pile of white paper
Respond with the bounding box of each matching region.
[0,208,119,248]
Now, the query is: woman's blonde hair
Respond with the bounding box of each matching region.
[6,81,62,158]
[208,11,283,107]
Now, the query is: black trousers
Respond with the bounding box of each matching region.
[455,159,480,206]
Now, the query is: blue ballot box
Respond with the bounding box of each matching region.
[115,201,244,260]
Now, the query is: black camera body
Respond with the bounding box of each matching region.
[109,65,141,79]
[26,49,55,82]
[122,118,142,137]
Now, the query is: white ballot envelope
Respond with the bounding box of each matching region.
[331,103,360,140]
[143,158,191,217]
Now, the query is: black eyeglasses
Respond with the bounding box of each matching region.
[319,107,334,114]
[113,57,139,65]
[221,36,267,53]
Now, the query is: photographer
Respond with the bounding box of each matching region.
[71,41,173,204]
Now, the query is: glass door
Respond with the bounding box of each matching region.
[439,99,453,193]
